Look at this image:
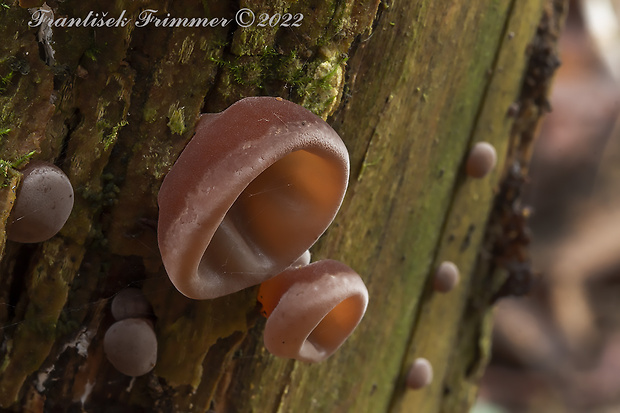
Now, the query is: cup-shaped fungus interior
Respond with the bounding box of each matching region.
[258,259,369,363]
[199,149,345,283]
[301,294,367,361]
[158,97,349,299]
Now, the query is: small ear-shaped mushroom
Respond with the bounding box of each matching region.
[158,97,349,299]
[103,318,157,377]
[465,142,497,178]
[111,288,152,321]
[7,161,74,243]
[257,259,368,363]
[433,261,460,293]
[406,357,433,390]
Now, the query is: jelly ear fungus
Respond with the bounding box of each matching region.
[258,259,369,363]
[157,97,350,299]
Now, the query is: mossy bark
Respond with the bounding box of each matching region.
[0,0,565,411]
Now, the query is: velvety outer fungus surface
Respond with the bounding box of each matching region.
[406,358,433,390]
[258,259,368,363]
[465,141,497,178]
[111,288,152,321]
[103,318,157,377]
[7,161,74,243]
[433,261,460,293]
[158,97,350,299]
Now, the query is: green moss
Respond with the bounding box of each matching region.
[178,36,196,64]
[210,45,342,110]
[56,309,80,338]
[0,71,13,94]
[275,50,305,82]
[101,179,120,207]
[167,104,186,135]
[10,150,35,168]
[297,54,347,116]
[0,237,78,406]
[83,46,100,62]
[209,56,263,87]
[0,161,10,188]
[143,106,158,123]
[24,315,56,342]
[76,183,103,204]
[0,150,35,187]
[103,120,128,150]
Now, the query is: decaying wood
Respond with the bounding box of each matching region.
[0,0,565,411]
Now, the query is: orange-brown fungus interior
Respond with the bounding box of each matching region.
[306,295,366,353]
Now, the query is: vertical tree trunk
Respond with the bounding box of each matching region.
[0,0,566,411]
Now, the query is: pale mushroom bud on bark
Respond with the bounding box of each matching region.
[406,357,433,390]
[103,318,157,377]
[7,161,74,243]
[111,288,152,321]
[465,141,497,178]
[433,261,460,293]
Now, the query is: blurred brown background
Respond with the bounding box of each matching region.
[475,0,620,412]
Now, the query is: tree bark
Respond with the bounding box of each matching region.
[0,0,566,411]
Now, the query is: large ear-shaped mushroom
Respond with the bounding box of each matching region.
[158,97,349,299]
[257,259,368,363]
[7,161,74,243]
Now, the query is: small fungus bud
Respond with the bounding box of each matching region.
[111,288,152,321]
[433,261,460,293]
[406,357,433,390]
[7,161,74,243]
[103,318,157,377]
[465,142,497,178]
